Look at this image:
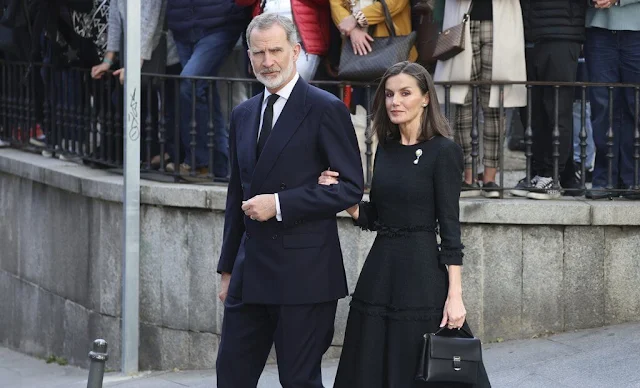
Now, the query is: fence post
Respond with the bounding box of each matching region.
[87,339,109,388]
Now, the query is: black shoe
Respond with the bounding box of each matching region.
[585,187,617,200]
[621,185,640,200]
[482,181,501,198]
[561,177,585,197]
[510,176,538,198]
[526,176,562,200]
[460,182,482,198]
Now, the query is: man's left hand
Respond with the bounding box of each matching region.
[242,194,277,222]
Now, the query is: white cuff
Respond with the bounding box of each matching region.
[275,193,282,222]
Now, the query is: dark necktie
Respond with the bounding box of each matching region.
[257,94,280,158]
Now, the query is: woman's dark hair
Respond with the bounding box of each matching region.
[371,61,452,146]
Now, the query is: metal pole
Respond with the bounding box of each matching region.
[87,339,109,388]
[122,0,141,375]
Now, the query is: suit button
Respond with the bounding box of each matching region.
[246,232,251,239]
[280,183,286,190]
[272,234,278,240]
[294,220,300,225]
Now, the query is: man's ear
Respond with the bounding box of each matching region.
[292,43,301,61]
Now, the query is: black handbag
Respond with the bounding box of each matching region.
[338,0,416,82]
[415,326,482,384]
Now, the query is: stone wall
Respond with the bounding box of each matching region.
[1,149,639,371]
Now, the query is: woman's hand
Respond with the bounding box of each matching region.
[349,28,374,56]
[593,0,616,8]
[338,15,358,36]
[440,294,466,330]
[91,62,111,79]
[346,204,359,219]
[318,169,340,185]
[317,170,360,219]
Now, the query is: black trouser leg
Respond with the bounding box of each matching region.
[524,41,580,178]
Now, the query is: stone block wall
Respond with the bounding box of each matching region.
[1,149,639,371]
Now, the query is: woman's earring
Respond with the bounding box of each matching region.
[422,103,428,108]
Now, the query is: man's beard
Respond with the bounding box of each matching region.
[255,59,295,90]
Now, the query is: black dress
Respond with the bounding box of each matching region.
[334,136,491,388]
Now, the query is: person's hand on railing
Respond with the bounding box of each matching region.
[91,62,111,79]
[113,68,125,85]
[350,28,374,56]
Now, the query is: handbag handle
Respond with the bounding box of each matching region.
[377,0,396,37]
[432,326,475,338]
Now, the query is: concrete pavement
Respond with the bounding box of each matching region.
[2,322,640,388]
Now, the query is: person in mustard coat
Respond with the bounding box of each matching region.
[329,0,417,62]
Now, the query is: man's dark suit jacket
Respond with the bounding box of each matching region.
[217,77,364,305]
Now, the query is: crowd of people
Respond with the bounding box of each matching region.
[0,0,638,198]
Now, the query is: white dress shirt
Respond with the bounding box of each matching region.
[259,72,300,222]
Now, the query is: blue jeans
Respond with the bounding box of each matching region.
[175,27,243,176]
[572,101,595,171]
[584,28,640,188]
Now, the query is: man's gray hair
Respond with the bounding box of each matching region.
[246,13,299,48]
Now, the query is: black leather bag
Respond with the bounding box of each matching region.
[415,326,482,384]
[338,0,416,82]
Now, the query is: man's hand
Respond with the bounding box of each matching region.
[242,194,277,222]
[219,272,231,302]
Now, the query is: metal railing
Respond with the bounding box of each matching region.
[1,60,639,198]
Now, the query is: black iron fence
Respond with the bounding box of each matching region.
[0,60,639,199]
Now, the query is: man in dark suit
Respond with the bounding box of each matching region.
[215,13,364,388]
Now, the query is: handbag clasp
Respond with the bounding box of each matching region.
[453,356,462,371]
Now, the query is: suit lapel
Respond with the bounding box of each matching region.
[237,93,263,177]
[251,78,310,195]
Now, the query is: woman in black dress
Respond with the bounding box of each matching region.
[319,62,491,387]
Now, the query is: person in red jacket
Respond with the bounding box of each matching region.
[237,0,331,80]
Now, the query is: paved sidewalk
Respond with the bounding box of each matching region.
[2,322,640,388]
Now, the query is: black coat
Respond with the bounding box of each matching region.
[520,0,587,43]
[218,78,364,305]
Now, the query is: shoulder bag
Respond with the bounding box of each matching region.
[432,0,473,61]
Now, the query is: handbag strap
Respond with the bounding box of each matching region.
[433,326,475,338]
[377,0,396,37]
[463,0,474,22]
